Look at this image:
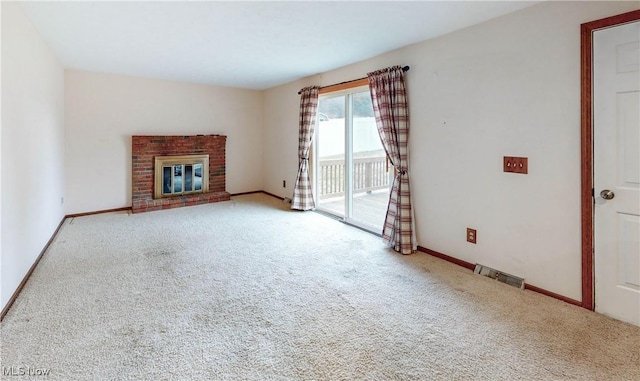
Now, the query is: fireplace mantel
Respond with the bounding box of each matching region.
[131,135,230,213]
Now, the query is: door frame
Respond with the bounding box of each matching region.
[580,9,640,311]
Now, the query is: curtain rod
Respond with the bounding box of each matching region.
[298,65,410,95]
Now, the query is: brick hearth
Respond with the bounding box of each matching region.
[132,135,230,213]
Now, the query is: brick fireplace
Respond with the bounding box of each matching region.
[132,135,231,213]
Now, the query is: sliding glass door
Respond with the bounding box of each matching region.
[314,86,391,233]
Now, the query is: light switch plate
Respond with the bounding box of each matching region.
[504,156,528,174]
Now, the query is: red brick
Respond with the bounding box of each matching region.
[131,135,230,213]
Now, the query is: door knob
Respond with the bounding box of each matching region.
[600,189,615,200]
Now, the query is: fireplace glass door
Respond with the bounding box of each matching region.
[154,155,209,198]
[162,163,204,195]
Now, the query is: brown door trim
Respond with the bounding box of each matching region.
[580,9,640,311]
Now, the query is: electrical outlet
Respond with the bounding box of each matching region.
[467,228,477,244]
[61,197,64,205]
[283,180,286,188]
[503,156,528,174]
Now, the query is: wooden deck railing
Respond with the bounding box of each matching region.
[318,156,389,199]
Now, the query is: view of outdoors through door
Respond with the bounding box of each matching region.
[315,88,391,233]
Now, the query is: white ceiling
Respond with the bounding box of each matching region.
[19,1,540,90]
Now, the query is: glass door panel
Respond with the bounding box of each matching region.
[349,91,389,231]
[194,163,203,191]
[173,165,183,193]
[184,165,193,192]
[163,167,172,195]
[317,95,346,217]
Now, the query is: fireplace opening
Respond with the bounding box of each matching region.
[154,154,209,198]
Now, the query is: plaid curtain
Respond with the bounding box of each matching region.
[291,86,320,211]
[368,66,416,254]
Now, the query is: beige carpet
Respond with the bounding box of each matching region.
[1,193,638,380]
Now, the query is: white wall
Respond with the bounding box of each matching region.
[65,70,263,214]
[0,3,3,312]
[263,1,639,301]
[1,3,66,310]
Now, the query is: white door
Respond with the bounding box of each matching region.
[593,20,640,326]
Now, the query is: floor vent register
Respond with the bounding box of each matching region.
[474,264,525,289]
